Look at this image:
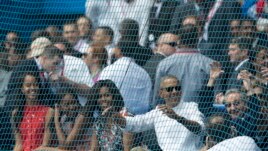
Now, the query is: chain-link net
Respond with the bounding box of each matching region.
[0,0,267,151]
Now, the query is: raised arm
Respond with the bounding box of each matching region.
[199,62,224,117]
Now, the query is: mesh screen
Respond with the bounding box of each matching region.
[0,0,267,151]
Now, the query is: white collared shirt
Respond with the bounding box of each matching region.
[124,102,205,151]
[63,55,94,106]
[74,39,89,53]
[208,136,261,151]
[99,57,152,114]
[235,59,249,71]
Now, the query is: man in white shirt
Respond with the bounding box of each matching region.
[85,0,154,46]
[63,21,89,53]
[114,75,204,151]
[99,41,152,115]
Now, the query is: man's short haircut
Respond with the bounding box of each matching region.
[178,25,199,48]
[119,18,139,41]
[97,26,114,42]
[224,88,248,103]
[206,113,232,143]
[160,75,179,88]
[41,45,64,59]
[63,21,78,29]
[230,37,254,51]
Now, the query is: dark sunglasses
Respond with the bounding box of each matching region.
[162,86,181,92]
[164,42,177,47]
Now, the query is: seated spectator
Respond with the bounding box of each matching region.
[201,114,260,151]
[28,38,93,106]
[92,26,115,65]
[63,21,89,53]
[199,62,261,139]
[143,33,179,85]
[119,19,153,66]
[54,88,91,150]
[45,25,61,42]
[5,31,19,43]
[83,44,108,84]
[99,40,152,115]
[240,16,268,58]
[154,24,213,105]
[90,80,131,151]
[31,29,51,42]
[224,37,255,91]
[76,16,93,43]
[27,37,52,59]
[114,75,204,151]
[11,72,54,151]
[0,41,25,107]
[230,19,241,38]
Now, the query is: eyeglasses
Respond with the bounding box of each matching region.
[162,86,181,92]
[163,42,177,47]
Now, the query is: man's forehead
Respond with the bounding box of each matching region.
[161,78,178,87]
[225,92,241,101]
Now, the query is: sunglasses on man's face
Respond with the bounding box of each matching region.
[164,42,177,47]
[162,86,181,92]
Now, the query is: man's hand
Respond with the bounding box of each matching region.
[49,72,61,82]
[237,70,253,90]
[158,105,178,120]
[261,67,268,83]
[210,62,224,80]
[208,62,224,86]
[112,113,126,128]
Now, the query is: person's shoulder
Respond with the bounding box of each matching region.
[208,136,260,151]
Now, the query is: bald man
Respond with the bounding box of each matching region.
[143,33,179,84]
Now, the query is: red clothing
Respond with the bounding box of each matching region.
[19,105,50,151]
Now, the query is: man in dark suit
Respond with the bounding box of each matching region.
[225,37,254,91]
[198,0,241,65]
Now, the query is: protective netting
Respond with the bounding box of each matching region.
[0,0,268,151]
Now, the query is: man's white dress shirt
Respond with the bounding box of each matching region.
[99,57,152,114]
[124,102,205,151]
[208,136,261,151]
[63,55,94,106]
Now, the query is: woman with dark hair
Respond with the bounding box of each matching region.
[11,72,54,151]
[90,79,128,151]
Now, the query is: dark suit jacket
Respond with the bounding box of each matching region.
[147,1,180,39]
[226,59,254,91]
[143,52,166,84]
[198,0,241,62]
[199,85,260,140]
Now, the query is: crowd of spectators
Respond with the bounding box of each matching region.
[0,0,268,151]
